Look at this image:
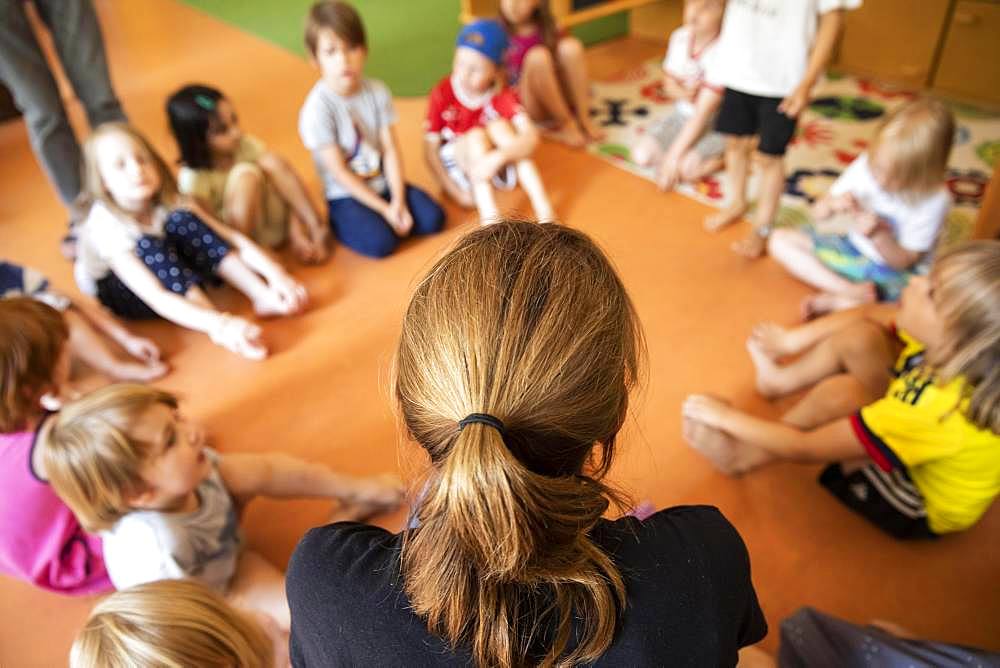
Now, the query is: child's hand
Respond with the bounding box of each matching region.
[269,272,309,314]
[343,473,406,509]
[209,314,267,360]
[386,198,414,236]
[778,86,810,119]
[854,212,885,237]
[471,150,506,183]
[656,153,681,192]
[122,335,161,363]
[682,394,732,430]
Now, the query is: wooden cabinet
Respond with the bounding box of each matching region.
[835,0,951,89]
[933,1,1000,107]
[460,0,658,26]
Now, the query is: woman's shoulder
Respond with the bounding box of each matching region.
[597,504,751,575]
[288,522,400,596]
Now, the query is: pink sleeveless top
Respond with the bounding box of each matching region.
[0,426,111,595]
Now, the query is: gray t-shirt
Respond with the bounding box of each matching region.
[101,449,242,592]
[298,78,397,200]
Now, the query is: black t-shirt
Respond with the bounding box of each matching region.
[287,505,767,667]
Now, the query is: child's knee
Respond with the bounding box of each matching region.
[556,36,584,61]
[725,135,754,153]
[524,44,555,72]
[679,152,704,181]
[767,227,804,255]
[631,137,659,167]
[835,320,888,357]
[754,152,784,170]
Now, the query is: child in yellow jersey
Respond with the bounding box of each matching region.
[682,241,1000,538]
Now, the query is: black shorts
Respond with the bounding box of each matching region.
[819,463,937,540]
[715,88,798,156]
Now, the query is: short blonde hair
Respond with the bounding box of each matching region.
[931,240,1000,433]
[79,122,180,220]
[40,383,178,532]
[869,97,954,196]
[71,579,273,668]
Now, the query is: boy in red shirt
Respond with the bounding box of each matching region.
[425,20,554,223]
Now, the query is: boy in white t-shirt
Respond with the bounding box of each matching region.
[632,0,726,192]
[706,0,861,258]
[768,99,954,317]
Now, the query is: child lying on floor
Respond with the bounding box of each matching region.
[683,241,1000,539]
[41,383,405,630]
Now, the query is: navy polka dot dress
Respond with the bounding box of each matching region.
[96,210,231,319]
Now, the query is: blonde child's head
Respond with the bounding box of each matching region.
[305,1,367,93]
[70,579,274,668]
[868,98,954,196]
[39,383,208,532]
[396,221,643,667]
[80,122,179,218]
[0,298,70,433]
[898,240,1000,433]
[683,0,725,36]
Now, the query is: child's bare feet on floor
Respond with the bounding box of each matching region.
[704,201,748,231]
[801,283,876,320]
[543,122,587,148]
[750,322,795,359]
[731,231,767,259]
[681,396,772,475]
[746,336,786,399]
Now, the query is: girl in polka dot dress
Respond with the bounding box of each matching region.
[74,123,307,360]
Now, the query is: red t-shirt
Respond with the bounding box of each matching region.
[425,76,523,142]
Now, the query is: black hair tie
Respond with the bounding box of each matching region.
[458,413,506,434]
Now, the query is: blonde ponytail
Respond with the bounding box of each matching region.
[396,221,643,666]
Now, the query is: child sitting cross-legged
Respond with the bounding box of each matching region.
[167,84,330,265]
[631,0,726,192]
[39,383,406,630]
[683,241,1000,539]
[299,1,445,259]
[425,19,554,223]
[769,98,954,318]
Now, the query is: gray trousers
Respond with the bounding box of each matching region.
[0,0,125,205]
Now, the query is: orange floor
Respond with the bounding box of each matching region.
[1,2,998,666]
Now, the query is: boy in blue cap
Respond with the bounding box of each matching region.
[424,19,554,223]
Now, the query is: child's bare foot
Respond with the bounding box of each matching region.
[801,283,877,320]
[750,322,795,359]
[543,122,587,148]
[731,231,767,259]
[704,202,748,232]
[109,359,169,382]
[682,407,772,476]
[746,336,786,399]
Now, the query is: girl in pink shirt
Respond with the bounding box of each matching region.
[0,298,111,595]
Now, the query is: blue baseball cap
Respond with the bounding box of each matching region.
[456,19,508,65]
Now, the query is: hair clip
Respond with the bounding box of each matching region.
[194,94,216,111]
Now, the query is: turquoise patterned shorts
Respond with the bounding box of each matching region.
[808,230,911,301]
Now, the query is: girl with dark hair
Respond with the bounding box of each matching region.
[499,0,604,148]
[288,221,766,667]
[167,85,330,264]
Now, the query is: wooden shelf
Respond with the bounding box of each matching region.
[460,0,660,27]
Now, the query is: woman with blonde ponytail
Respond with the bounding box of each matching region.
[288,221,766,666]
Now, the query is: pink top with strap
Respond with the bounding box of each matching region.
[0,427,111,595]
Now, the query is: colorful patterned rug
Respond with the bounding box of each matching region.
[587,60,1000,247]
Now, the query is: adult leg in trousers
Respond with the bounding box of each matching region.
[33,0,126,130]
[0,0,81,204]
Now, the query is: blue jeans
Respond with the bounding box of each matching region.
[327,185,445,259]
